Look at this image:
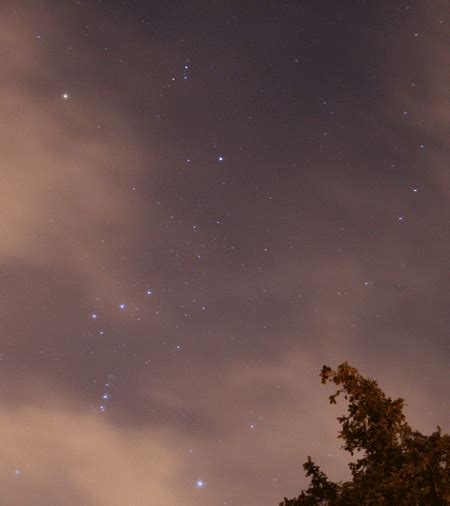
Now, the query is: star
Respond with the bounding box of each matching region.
[195,479,206,489]
[62,92,69,100]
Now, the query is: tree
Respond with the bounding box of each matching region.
[280,362,450,505]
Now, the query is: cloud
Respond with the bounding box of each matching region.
[0,8,144,298]
[381,0,449,196]
[0,351,347,506]
[2,345,445,505]
[0,392,182,505]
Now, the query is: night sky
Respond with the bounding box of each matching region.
[1,1,448,505]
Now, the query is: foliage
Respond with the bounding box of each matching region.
[280,362,450,505]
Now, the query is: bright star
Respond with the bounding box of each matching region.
[62,92,69,100]
[195,479,206,489]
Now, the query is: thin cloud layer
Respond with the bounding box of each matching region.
[0,10,145,298]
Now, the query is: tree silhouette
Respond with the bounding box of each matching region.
[280,362,450,505]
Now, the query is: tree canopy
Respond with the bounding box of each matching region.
[280,362,450,505]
